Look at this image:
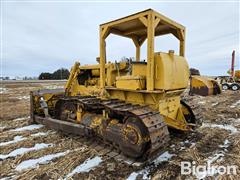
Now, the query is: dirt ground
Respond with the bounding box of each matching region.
[0,81,240,180]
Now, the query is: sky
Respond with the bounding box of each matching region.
[1,1,240,77]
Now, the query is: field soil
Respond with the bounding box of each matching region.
[0,81,239,179]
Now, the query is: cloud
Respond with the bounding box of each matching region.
[2,2,239,77]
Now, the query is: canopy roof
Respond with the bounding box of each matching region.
[100,9,185,41]
[99,9,186,90]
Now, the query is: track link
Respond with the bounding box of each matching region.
[49,96,170,162]
[181,96,203,125]
[101,99,170,159]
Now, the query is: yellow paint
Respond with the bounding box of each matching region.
[191,75,221,95]
[99,9,185,90]
[76,105,82,123]
[154,52,189,90]
[116,75,146,90]
[132,63,147,77]
[33,9,196,132]
[234,70,240,79]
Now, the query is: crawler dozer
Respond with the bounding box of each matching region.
[31,9,199,160]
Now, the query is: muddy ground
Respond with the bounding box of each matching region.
[0,81,239,180]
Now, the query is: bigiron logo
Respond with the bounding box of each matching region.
[181,161,238,178]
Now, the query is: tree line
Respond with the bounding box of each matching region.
[39,68,70,80]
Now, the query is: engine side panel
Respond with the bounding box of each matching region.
[154,52,189,90]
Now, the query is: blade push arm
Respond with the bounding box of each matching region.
[65,62,80,95]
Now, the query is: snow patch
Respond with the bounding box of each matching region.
[230,100,240,108]
[31,132,49,137]
[198,101,206,105]
[0,132,49,147]
[170,144,175,148]
[233,118,240,126]
[212,102,219,106]
[9,124,44,132]
[201,123,238,134]
[0,175,15,180]
[0,143,53,160]
[0,126,6,130]
[65,156,102,178]
[195,139,231,179]
[17,96,30,100]
[44,85,63,89]
[13,116,30,121]
[190,142,196,148]
[127,172,139,180]
[180,147,186,151]
[16,150,69,171]
[0,87,7,94]
[153,151,175,164]
[127,151,175,180]
[0,136,26,147]
[207,152,225,165]
[219,139,230,148]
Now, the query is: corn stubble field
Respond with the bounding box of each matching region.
[0,81,240,180]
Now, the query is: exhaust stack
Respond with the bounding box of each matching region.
[231,50,235,78]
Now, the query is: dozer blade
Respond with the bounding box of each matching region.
[33,115,167,167]
[33,116,93,137]
[189,75,221,96]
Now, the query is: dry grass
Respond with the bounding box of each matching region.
[0,82,240,179]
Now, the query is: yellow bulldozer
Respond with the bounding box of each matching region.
[31,9,200,160]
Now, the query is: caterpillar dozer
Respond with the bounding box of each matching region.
[30,9,199,160]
